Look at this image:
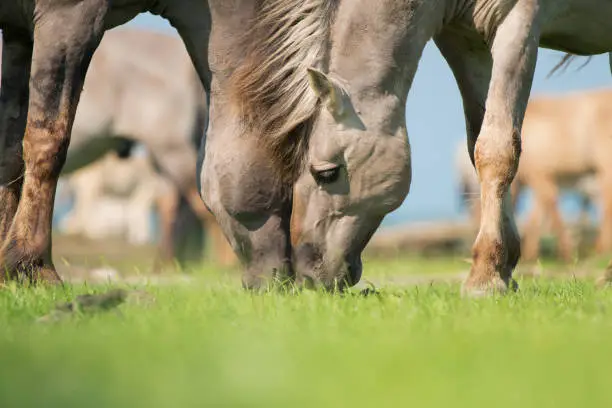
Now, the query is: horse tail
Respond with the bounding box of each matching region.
[458,176,471,210]
[547,53,594,78]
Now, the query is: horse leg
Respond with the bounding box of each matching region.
[595,171,612,254]
[0,2,108,283]
[520,192,544,262]
[437,5,538,296]
[0,30,31,270]
[155,178,180,263]
[467,5,540,295]
[465,15,538,294]
[435,31,492,257]
[547,194,573,263]
[533,180,572,262]
[126,178,157,246]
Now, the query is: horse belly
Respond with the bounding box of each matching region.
[540,0,612,54]
[104,1,145,30]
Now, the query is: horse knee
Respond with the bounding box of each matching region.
[474,127,521,189]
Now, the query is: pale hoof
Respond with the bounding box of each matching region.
[38,267,63,284]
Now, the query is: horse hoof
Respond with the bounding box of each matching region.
[31,267,63,285]
[0,258,63,286]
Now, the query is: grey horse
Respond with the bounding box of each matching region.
[3,0,612,296]
[202,0,612,295]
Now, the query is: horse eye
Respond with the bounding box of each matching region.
[312,166,341,184]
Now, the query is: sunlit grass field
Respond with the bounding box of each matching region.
[1,256,611,408]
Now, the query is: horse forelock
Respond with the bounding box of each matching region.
[229,0,338,182]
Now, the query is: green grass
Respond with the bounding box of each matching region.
[1,258,612,408]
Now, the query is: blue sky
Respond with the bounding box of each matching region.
[127,13,611,228]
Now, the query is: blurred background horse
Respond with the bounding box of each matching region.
[57,144,163,246]
[62,28,236,269]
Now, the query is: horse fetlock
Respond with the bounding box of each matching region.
[0,235,61,284]
[461,275,515,298]
[466,235,517,296]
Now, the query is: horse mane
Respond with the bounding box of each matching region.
[547,53,593,78]
[229,0,338,182]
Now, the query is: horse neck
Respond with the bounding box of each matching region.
[329,0,448,101]
[208,0,258,81]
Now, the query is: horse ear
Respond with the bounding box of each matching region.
[307,67,366,131]
[307,67,346,117]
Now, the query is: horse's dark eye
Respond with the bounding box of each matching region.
[312,166,341,184]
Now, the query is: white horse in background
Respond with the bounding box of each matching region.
[58,143,167,246]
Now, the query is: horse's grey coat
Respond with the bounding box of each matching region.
[0,0,270,285]
[302,0,612,294]
[2,0,612,294]
[203,0,612,293]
